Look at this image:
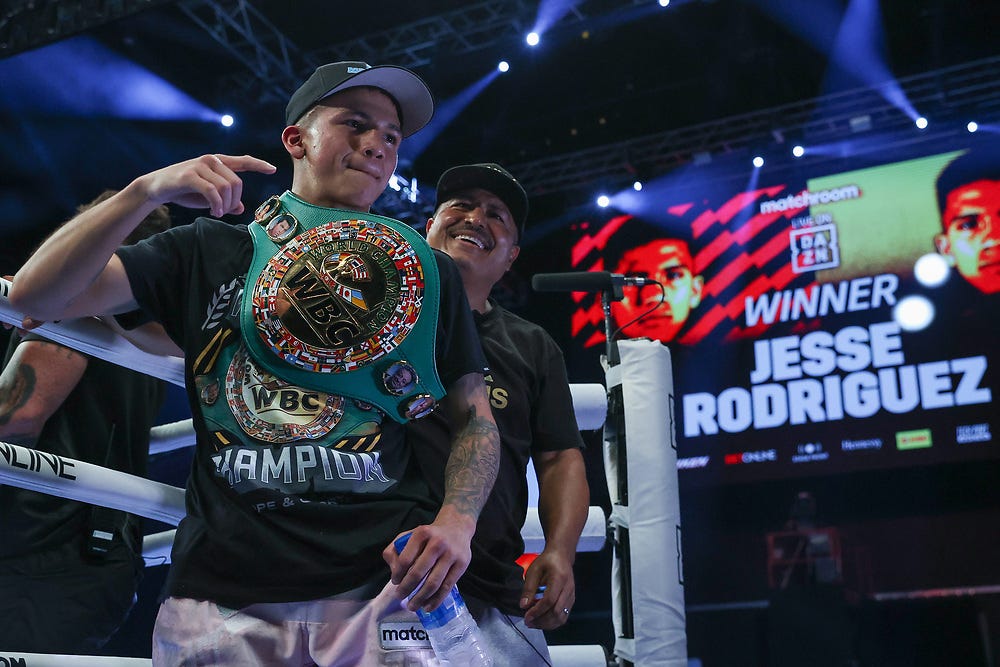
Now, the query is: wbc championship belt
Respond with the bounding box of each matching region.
[240,191,444,423]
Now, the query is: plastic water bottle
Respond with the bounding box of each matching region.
[393,534,493,666]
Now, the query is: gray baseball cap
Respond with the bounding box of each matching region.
[285,61,433,137]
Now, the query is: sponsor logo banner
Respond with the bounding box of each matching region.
[841,438,883,451]
[791,442,829,463]
[724,449,777,465]
[956,423,992,444]
[896,428,932,450]
[379,621,432,649]
[677,455,710,469]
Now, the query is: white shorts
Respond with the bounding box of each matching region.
[152,583,551,666]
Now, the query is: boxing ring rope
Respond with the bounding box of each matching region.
[1,285,612,551]
[0,439,609,555]
[0,647,609,667]
[0,278,185,388]
[0,292,625,666]
[0,656,153,666]
[145,383,608,456]
[0,441,186,525]
[148,420,195,455]
[136,503,611,567]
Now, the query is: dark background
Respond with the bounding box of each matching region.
[2,1,1000,664]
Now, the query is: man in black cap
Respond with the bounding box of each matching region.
[12,63,499,666]
[397,163,590,665]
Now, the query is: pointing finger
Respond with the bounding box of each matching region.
[214,154,277,175]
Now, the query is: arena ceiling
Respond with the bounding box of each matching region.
[1,0,998,256]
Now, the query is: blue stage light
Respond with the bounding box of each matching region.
[498,61,510,73]
[752,156,765,168]
[220,114,234,127]
[915,116,928,129]
[597,195,611,207]
[967,121,979,133]
[526,32,540,46]
[792,145,805,158]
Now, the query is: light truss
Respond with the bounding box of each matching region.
[306,0,648,70]
[507,55,1000,197]
[0,0,171,57]
[6,1,997,205]
[307,0,536,70]
[176,0,314,107]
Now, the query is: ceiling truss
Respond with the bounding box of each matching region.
[3,2,998,200]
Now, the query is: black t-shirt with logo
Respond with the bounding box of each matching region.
[116,217,485,607]
[407,301,585,614]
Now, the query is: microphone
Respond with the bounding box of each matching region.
[531,271,651,293]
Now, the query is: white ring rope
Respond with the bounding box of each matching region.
[523,506,607,554]
[3,648,608,667]
[141,529,176,564]
[0,439,605,562]
[148,419,196,454]
[139,506,611,564]
[2,278,612,665]
[2,277,609,550]
[1,654,152,666]
[3,278,607,451]
[568,383,608,431]
[0,277,184,387]
[0,284,614,667]
[0,440,185,526]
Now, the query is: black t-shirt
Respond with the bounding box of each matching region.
[116,217,485,607]
[0,333,166,560]
[407,301,585,614]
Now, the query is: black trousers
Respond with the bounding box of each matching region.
[0,533,143,654]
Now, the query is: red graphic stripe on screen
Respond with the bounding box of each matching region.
[571,301,606,337]
[679,302,730,344]
[570,214,632,265]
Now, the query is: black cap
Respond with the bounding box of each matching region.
[435,163,529,240]
[285,61,434,137]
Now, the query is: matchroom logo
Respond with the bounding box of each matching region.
[896,428,932,450]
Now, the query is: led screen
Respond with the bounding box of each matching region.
[566,140,998,485]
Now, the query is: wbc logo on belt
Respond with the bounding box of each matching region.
[225,345,346,442]
[251,218,425,373]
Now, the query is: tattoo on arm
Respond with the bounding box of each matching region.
[0,364,38,446]
[443,403,500,520]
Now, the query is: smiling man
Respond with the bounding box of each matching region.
[934,147,1000,294]
[11,62,499,667]
[398,163,590,666]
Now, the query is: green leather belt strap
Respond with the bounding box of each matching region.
[240,191,444,423]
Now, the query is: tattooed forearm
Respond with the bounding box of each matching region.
[0,364,37,429]
[443,404,500,520]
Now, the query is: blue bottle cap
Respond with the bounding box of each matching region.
[417,587,466,629]
[391,532,465,629]
[393,533,412,554]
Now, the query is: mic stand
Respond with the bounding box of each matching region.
[601,288,635,667]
